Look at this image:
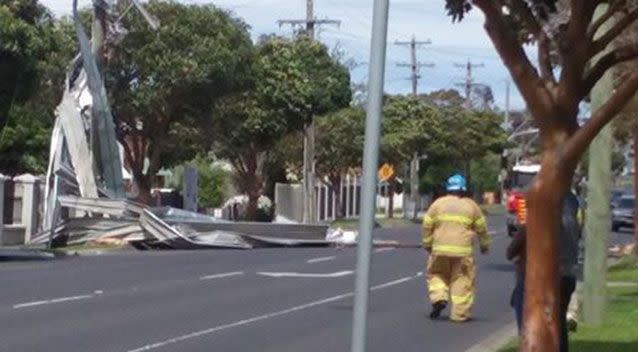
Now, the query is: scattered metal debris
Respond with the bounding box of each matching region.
[36,1,337,252]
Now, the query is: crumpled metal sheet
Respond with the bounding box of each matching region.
[58,195,145,217]
[72,0,125,198]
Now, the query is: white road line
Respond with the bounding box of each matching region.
[199,271,244,281]
[126,274,417,352]
[373,247,395,253]
[257,271,353,278]
[306,256,336,264]
[13,294,94,309]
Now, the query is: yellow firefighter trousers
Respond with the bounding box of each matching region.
[426,255,476,321]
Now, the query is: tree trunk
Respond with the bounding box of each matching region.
[330,174,343,219]
[237,149,265,222]
[134,174,153,205]
[387,177,395,219]
[521,141,574,352]
[246,192,259,221]
[634,128,638,262]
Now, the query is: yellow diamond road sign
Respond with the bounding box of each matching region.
[378,163,395,182]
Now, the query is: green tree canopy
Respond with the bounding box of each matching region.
[210,35,352,220]
[381,96,445,166]
[315,107,365,218]
[316,107,365,180]
[0,1,76,174]
[105,0,254,202]
[255,35,352,126]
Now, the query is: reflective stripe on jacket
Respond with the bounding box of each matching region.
[422,195,489,257]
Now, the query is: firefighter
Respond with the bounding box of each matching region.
[422,174,490,322]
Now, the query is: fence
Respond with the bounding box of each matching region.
[275,174,362,223]
[0,174,46,246]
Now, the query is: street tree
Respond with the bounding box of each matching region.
[105,1,253,203]
[0,1,76,174]
[211,35,351,220]
[315,107,365,218]
[255,34,351,221]
[211,90,298,221]
[0,0,48,130]
[446,107,509,187]
[445,1,638,350]
[256,34,352,132]
[381,96,444,218]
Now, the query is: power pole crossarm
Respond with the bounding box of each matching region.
[277,19,341,26]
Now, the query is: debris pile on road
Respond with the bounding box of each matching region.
[32,195,332,250]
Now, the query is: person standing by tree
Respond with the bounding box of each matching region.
[507,189,581,352]
[422,174,490,322]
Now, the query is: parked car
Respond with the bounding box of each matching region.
[610,189,627,209]
[612,195,635,232]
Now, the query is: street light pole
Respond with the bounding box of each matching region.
[350,0,389,351]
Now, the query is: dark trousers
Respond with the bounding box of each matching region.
[560,276,577,352]
[510,278,524,332]
[510,276,577,352]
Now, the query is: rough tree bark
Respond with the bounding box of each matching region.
[469,1,638,350]
[634,128,638,261]
[231,147,265,221]
[328,173,344,219]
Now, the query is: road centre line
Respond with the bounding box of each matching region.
[257,271,353,278]
[199,271,244,281]
[373,247,395,253]
[306,256,336,264]
[126,273,421,352]
[13,293,98,309]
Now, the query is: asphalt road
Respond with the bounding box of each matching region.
[0,216,517,352]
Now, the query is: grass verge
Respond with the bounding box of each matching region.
[498,258,638,352]
[608,255,638,282]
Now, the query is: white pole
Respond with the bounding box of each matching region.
[350,0,389,350]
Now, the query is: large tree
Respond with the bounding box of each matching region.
[0,2,76,174]
[445,1,638,350]
[105,0,253,203]
[381,96,445,218]
[315,107,365,219]
[445,107,509,189]
[212,35,351,220]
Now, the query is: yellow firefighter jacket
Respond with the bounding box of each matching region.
[422,195,490,257]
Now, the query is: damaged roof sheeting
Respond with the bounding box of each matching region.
[135,208,332,250]
[35,195,332,250]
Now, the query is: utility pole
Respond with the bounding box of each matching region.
[455,60,485,109]
[583,4,613,326]
[395,35,433,96]
[395,35,434,220]
[278,1,340,224]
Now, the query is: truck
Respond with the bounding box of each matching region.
[505,163,540,237]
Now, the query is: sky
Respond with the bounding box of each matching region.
[42,0,530,110]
